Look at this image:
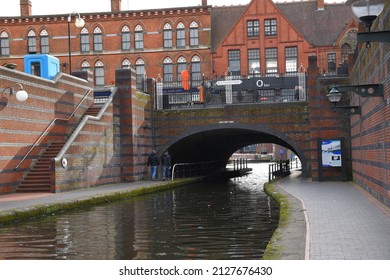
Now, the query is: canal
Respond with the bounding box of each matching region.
[0,163,279,260]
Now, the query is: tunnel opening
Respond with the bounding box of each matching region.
[157,124,307,179]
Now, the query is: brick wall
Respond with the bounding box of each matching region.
[307,55,353,181]
[51,69,152,192]
[348,4,390,207]
[0,66,93,194]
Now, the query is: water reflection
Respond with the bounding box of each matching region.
[0,163,278,259]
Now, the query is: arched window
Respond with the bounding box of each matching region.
[177,56,187,81]
[176,22,186,48]
[40,29,49,54]
[191,55,201,82]
[341,43,352,63]
[135,58,145,89]
[134,25,144,50]
[163,23,173,48]
[80,28,90,52]
[93,27,103,52]
[27,30,37,53]
[121,26,131,51]
[163,57,173,81]
[94,60,105,86]
[122,58,131,69]
[0,31,10,56]
[81,60,91,72]
[189,21,199,47]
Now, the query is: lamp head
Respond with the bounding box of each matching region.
[327,86,343,103]
[75,17,85,28]
[350,0,385,31]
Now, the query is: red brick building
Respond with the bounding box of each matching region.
[1,0,356,86]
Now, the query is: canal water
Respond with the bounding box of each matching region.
[0,163,279,260]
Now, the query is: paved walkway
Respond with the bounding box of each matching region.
[276,171,390,260]
[1,174,390,260]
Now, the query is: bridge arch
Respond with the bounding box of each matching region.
[157,123,308,176]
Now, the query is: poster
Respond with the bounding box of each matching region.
[321,139,342,167]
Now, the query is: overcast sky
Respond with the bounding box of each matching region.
[0,0,346,17]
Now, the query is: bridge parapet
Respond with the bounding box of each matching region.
[156,73,306,110]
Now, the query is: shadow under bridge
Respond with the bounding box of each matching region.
[158,123,308,178]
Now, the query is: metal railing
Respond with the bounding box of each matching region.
[171,160,223,180]
[268,160,291,182]
[156,72,307,110]
[15,89,93,169]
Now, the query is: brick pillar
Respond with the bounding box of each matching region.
[317,0,325,10]
[202,0,208,6]
[20,0,32,17]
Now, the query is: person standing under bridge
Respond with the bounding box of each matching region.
[147,149,159,180]
[161,151,171,181]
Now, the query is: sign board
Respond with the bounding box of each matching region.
[216,80,243,86]
[321,139,342,167]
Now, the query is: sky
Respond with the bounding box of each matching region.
[1,0,346,17]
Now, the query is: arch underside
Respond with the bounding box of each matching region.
[159,123,308,176]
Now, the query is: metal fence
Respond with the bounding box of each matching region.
[156,72,306,110]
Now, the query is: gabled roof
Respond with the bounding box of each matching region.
[211,0,357,49]
[276,1,356,47]
[211,5,247,51]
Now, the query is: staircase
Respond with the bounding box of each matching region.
[17,106,101,193]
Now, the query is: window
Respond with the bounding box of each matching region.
[27,30,37,53]
[327,52,336,74]
[121,26,131,50]
[93,27,103,52]
[264,19,277,36]
[191,55,202,83]
[94,60,105,86]
[122,59,131,69]
[163,23,173,48]
[341,43,352,63]
[40,30,49,54]
[81,60,91,72]
[265,48,278,74]
[247,20,259,37]
[177,56,187,81]
[135,58,145,90]
[228,50,241,76]
[189,21,199,47]
[285,46,298,73]
[135,25,144,50]
[248,49,260,76]
[163,57,173,82]
[0,32,9,56]
[176,22,186,48]
[80,28,90,52]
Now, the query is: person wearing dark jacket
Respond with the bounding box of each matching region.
[147,149,159,180]
[160,152,171,181]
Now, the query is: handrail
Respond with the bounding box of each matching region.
[54,86,118,162]
[171,160,224,180]
[15,89,93,169]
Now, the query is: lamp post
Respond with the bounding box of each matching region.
[346,0,390,44]
[67,11,85,75]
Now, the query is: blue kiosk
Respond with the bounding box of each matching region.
[24,54,60,80]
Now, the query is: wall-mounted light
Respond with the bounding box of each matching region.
[347,0,390,46]
[327,83,383,115]
[1,83,29,102]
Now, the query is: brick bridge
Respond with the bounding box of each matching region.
[153,103,310,177]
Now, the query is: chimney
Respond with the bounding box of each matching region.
[20,0,32,17]
[202,0,208,6]
[317,0,325,10]
[111,0,122,12]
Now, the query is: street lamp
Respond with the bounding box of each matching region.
[1,83,29,102]
[327,83,384,115]
[346,0,390,45]
[67,11,85,75]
